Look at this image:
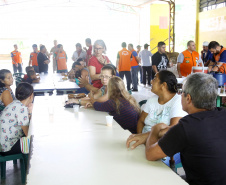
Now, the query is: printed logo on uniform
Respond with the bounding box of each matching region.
[122,51,129,56]
[186,60,190,63]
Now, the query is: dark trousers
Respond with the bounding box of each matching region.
[33,65,39,73]
[142,66,152,85]
[0,139,21,156]
[119,71,131,90]
[139,65,143,83]
[13,63,22,73]
[131,67,139,90]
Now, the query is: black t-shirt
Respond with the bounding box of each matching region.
[152,52,169,72]
[158,108,226,185]
[37,52,49,73]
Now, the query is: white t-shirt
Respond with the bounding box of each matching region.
[72,50,87,62]
[142,94,187,133]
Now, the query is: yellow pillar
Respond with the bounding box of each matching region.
[195,0,200,52]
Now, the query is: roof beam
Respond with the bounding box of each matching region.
[99,0,139,8]
[137,0,159,7]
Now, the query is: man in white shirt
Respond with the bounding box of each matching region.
[138,44,153,87]
[72,43,87,63]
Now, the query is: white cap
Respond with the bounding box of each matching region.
[203,41,209,46]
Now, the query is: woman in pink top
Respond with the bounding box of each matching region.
[88,40,110,89]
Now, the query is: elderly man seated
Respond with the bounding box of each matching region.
[127,73,226,185]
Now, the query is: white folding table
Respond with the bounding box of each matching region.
[26,96,188,185]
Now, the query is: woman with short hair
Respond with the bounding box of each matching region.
[88,40,111,88]
[0,82,33,155]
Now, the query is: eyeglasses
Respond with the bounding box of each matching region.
[99,75,112,79]
[94,47,103,51]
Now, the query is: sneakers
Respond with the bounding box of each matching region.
[132,89,138,92]
[131,87,138,92]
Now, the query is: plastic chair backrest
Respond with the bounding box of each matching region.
[0,105,5,111]
[139,100,147,107]
[13,73,25,78]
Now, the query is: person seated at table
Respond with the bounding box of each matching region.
[88,39,111,89]
[55,44,68,73]
[69,60,91,94]
[67,64,116,106]
[24,66,34,80]
[0,69,16,113]
[68,58,89,80]
[23,70,40,84]
[0,82,33,155]
[137,70,187,134]
[126,73,226,185]
[87,76,140,134]
[79,64,117,93]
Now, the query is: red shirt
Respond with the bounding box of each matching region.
[86,45,92,66]
[23,74,28,80]
[88,55,110,88]
[87,45,92,56]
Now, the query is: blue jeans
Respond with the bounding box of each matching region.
[131,67,139,90]
[13,63,22,73]
[119,71,131,90]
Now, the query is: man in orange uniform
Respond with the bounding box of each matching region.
[11,44,23,73]
[55,44,68,73]
[29,44,39,73]
[177,41,203,77]
[128,44,140,91]
[208,41,226,72]
[116,42,132,91]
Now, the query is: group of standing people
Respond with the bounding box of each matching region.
[176,40,226,77]
[11,38,93,75]
[116,41,170,91]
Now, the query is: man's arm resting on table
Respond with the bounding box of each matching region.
[126,132,150,149]
[158,117,182,138]
[145,124,168,161]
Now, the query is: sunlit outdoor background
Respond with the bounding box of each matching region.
[0,0,196,72]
